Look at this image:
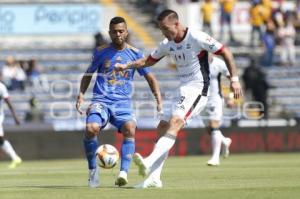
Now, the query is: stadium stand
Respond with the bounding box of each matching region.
[1,0,300,130]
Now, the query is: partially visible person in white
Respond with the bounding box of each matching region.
[203,55,232,166]
[278,13,296,66]
[0,81,22,169]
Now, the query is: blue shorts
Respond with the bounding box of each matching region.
[86,102,135,132]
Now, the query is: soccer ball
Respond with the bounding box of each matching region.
[96,144,119,169]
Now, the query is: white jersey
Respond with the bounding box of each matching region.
[0,82,9,121]
[151,28,223,95]
[208,57,230,98]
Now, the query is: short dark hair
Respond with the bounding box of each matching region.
[157,9,178,21]
[109,16,126,27]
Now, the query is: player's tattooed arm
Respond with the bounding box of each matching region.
[144,73,163,113]
[115,55,158,71]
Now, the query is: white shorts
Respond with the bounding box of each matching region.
[202,96,223,122]
[161,84,208,123]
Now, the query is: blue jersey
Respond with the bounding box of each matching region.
[86,44,150,103]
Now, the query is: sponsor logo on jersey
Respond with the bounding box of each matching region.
[169,47,175,51]
[186,43,191,49]
[177,45,183,50]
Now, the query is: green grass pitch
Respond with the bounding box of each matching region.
[1,153,300,199]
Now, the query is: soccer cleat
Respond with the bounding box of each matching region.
[133,178,163,189]
[8,157,22,169]
[133,153,149,177]
[88,167,100,188]
[207,159,220,166]
[222,138,232,158]
[115,171,128,187]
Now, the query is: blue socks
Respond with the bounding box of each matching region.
[83,137,98,170]
[120,138,135,172]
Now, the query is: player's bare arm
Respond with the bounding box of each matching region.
[76,73,93,115]
[5,98,20,125]
[218,48,243,99]
[144,73,163,112]
[115,55,159,71]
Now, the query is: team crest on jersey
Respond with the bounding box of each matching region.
[209,43,216,50]
[104,59,111,68]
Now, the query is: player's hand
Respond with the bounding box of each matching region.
[115,63,128,71]
[76,94,84,115]
[230,81,243,99]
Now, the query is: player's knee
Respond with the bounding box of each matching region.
[206,126,213,135]
[122,128,135,138]
[157,120,169,137]
[169,117,184,128]
[86,123,100,137]
[0,137,4,146]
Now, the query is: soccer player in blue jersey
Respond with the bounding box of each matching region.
[76,17,162,188]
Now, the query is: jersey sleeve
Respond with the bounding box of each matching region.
[150,39,169,60]
[86,49,101,73]
[194,30,224,54]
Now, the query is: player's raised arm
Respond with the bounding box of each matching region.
[115,55,159,71]
[144,73,163,113]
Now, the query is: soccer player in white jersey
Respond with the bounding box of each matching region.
[115,9,242,188]
[0,81,22,169]
[204,55,233,166]
[132,56,234,188]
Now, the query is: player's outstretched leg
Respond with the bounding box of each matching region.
[133,150,167,189]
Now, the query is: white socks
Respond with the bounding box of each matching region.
[211,129,223,161]
[147,151,168,181]
[144,135,175,168]
[1,140,19,161]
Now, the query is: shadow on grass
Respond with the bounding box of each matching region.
[1,185,124,189]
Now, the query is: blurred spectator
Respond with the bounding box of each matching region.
[152,0,168,23]
[219,0,236,43]
[262,19,276,67]
[261,0,273,23]
[94,32,108,48]
[24,96,44,123]
[200,0,214,36]
[277,12,296,66]
[242,58,270,119]
[1,56,26,91]
[249,0,265,47]
[26,59,49,91]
